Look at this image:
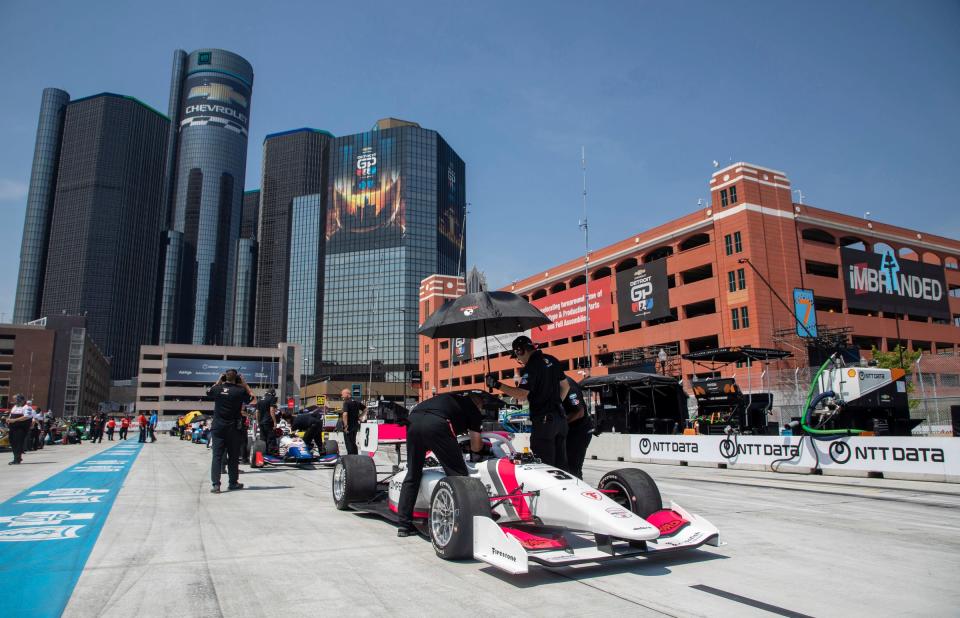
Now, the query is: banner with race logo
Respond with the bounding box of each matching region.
[630,434,960,478]
[615,258,670,326]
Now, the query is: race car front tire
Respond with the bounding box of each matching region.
[250,440,266,468]
[598,468,662,518]
[323,439,339,456]
[429,476,491,561]
[332,455,377,510]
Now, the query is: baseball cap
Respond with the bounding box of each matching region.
[510,335,534,357]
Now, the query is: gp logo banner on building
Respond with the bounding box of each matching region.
[630,434,960,477]
[530,278,612,343]
[0,442,143,616]
[840,247,949,319]
[615,258,670,326]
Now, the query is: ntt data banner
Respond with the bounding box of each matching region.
[531,279,612,343]
[630,434,960,477]
[840,247,949,319]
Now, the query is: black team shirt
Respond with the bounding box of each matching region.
[412,394,483,435]
[206,383,252,431]
[517,350,566,418]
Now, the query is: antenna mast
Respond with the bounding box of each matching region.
[579,147,592,376]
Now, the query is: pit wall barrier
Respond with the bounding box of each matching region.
[510,433,960,483]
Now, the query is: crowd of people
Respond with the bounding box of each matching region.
[3,395,159,465]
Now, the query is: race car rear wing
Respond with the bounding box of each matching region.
[358,421,408,456]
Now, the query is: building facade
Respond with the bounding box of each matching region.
[321,119,466,386]
[419,162,960,399]
[157,48,254,346]
[287,194,324,375]
[135,342,300,418]
[0,319,109,417]
[13,88,71,325]
[13,93,169,380]
[254,129,332,350]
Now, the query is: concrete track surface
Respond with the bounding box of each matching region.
[1,437,958,617]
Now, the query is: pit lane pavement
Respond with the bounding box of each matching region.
[1,435,957,617]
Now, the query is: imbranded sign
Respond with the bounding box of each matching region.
[615,258,670,326]
[840,247,949,319]
[180,75,251,136]
[530,279,612,343]
[630,434,960,478]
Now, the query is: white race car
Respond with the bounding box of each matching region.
[332,431,720,574]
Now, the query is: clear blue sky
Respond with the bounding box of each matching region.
[1,0,958,320]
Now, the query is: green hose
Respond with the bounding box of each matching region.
[801,354,865,435]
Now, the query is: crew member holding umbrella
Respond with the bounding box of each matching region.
[486,336,569,468]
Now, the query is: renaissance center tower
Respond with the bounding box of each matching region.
[157,48,254,345]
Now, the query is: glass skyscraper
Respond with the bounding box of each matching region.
[230,189,260,346]
[321,119,465,383]
[13,88,70,324]
[287,194,324,375]
[37,94,169,379]
[157,48,254,346]
[254,129,331,349]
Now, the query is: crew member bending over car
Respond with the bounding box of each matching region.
[396,392,486,538]
[486,336,569,469]
[290,409,325,454]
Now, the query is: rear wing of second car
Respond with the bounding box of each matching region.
[358,421,408,456]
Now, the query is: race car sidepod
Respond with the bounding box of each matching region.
[472,501,720,575]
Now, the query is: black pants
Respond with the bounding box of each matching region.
[31,426,42,449]
[259,421,278,455]
[344,430,358,455]
[211,427,242,487]
[119,427,128,440]
[138,427,146,442]
[398,412,468,528]
[530,412,567,469]
[10,423,29,463]
[148,426,156,442]
[107,428,114,441]
[566,419,593,479]
[302,422,325,453]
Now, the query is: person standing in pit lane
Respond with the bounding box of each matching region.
[340,388,365,455]
[149,411,158,443]
[207,370,256,493]
[396,391,486,537]
[25,401,41,451]
[106,417,116,441]
[6,394,33,464]
[137,412,148,443]
[562,376,593,479]
[255,389,279,454]
[119,416,129,440]
[486,336,570,469]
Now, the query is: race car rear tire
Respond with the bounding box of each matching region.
[323,439,339,456]
[332,455,377,510]
[250,440,266,468]
[598,468,662,518]
[429,476,490,561]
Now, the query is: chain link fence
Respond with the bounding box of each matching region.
[681,352,960,435]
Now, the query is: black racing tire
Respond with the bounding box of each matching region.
[323,439,339,456]
[332,454,377,510]
[429,476,491,561]
[598,468,663,518]
[250,440,266,468]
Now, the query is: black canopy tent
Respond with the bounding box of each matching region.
[579,372,688,434]
[681,346,793,434]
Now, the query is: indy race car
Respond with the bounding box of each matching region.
[332,430,720,574]
[249,421,338,469]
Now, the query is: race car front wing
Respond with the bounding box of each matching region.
[472,502,720,575]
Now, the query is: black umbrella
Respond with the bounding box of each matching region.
[417,291,552,377]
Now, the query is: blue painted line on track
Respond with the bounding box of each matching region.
[0,440,144,617]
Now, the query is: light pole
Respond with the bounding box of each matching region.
[301,355,309,409]
[367,345,376,405]
[658,348,668,375]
